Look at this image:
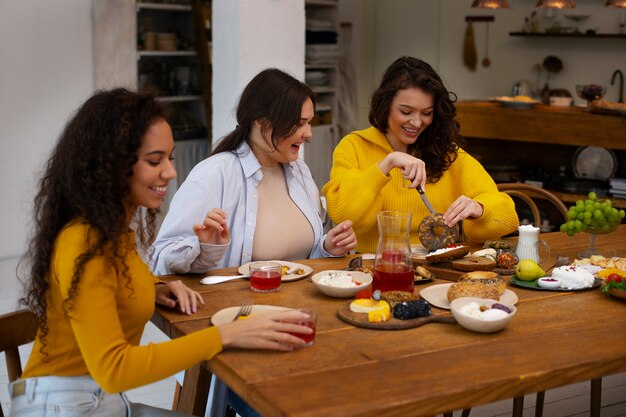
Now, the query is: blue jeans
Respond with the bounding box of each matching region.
[9,376,191,417]
[227,389,261,417]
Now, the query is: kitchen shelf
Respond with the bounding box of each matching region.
[547,189,626,208]
[311,86,337,94]
[305,0,338,6]
[137,2,192,12]
[138,50,197,58]
[156,95,202,102]
[509,32,626,38]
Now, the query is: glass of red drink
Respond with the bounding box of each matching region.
[288,309,317,347]
[249,261,282,292]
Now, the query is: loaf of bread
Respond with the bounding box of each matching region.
[425,245,470,263]
[458,271,505,295]
[452,256,496,272]
[447,281,500,302]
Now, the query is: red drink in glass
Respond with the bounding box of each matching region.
[250,270,281,292]
[372,263,414,293]
[288,319,316,346]
[381,249,404,263]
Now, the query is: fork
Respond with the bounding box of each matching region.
[231,299,254,322]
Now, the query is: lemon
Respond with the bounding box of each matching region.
[515,259,545,281]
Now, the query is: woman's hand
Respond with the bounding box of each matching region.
[217,310,313,351]
[324,220,357,256]
[193,208,230,245]
[378,152,427,190]
[443,195,484,227]
[155,280,205,315]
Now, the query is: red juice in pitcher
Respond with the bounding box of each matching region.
[372,263,414,293]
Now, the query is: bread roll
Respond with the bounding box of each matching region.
[425,246,470,263]
[447,281,499,302]
[458,271,505,295]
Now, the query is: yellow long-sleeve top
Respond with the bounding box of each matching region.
[22,220,223,393]
[322,127,519,253]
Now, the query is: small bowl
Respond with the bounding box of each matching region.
[549,96,573,107]
[537,277,561,289]
[450,297,517,333]
[311,270,372,298]
[576,84,606,103]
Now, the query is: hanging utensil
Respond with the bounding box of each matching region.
[482,22,491,68]
[463,21,478,71]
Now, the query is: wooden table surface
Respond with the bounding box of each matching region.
[153,225,626,417]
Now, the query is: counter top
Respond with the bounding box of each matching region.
[456,100,626,150]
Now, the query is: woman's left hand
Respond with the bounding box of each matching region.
[155,280,205,315]
[324,220,357,256]
[443,196,484,227]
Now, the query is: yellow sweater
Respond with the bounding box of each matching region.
[22,221,222,393]
[322,127,518,253]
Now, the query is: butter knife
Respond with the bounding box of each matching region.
[417,186,437,215]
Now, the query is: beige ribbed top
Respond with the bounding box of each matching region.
[252,164,315,261]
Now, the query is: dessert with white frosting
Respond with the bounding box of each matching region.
[551,266,595,289]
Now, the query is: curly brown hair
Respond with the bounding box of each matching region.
[19,88,169,354]
[369,56,465,183]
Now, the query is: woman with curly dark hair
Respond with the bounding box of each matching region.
[12,88,313,417]
[322,57,518,252]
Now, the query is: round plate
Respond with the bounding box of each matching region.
[238,260,313,282]
[489,96,540,109]
[211,305,290,326]
[510,276,603,291]
[573,146,617,181]
[419,283,518,310]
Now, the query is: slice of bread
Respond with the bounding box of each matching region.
[452,256,496,272]
[425,245,470,263]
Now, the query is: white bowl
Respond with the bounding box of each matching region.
[311,270,372,298]
[450,297,517,333]
[537,277,561,289]
[549,96,573,107]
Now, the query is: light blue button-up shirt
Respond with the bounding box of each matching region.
[150,142,333,275]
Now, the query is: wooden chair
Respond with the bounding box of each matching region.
[497,182,569,227]
[0,309,37,417]
[498,182,567,227]
[498,183,600,417]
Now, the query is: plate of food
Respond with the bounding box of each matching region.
[211,305,291,325]
[238,260,313,282]
[489,96,540,110]
[510,276,602,291]
[420,283,518,310]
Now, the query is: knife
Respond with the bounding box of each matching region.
[416,186,437,215]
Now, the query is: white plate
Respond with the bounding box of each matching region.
[420,283,518,310]
[238,260,313,282]
[211,305,291,326]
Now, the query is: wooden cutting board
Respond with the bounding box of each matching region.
[337,302,456,330]
[412,254,557,282]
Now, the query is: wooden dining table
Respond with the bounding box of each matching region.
[152,225,626,417]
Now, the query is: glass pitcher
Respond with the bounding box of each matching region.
[373,211,414,293]
[515,225,550,264]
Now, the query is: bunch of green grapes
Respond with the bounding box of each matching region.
[560,192,625,237]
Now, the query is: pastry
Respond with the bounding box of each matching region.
[458,271,505,295]
[418,213,458,250]
[447,281,499,302]
[425,245,470,263]
[452,256,496,271]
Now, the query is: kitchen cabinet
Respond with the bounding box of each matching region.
[94,0,212,185]
[455,101,626,224]
[509,32,626,38]
[304,0,341,191]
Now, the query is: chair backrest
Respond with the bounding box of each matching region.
[497,183,569,228]
[0,309,37,417]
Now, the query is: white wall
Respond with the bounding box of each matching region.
[0,1,94,259]
[339,0,626,126]
[212,0,305,146]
